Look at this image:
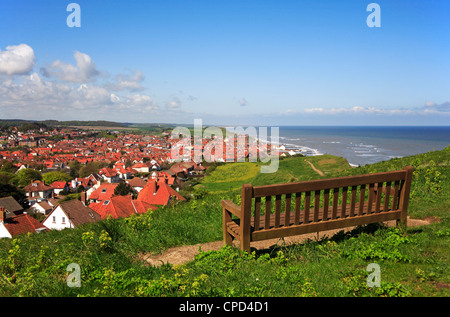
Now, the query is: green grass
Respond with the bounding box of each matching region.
[199,154,352,193]
[0,147,448,297]
[199,162,260,192]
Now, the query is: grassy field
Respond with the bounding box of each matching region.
[0,147,448,297]
[199,154,351,193]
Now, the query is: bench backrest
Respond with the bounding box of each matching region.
[240,166,414,232]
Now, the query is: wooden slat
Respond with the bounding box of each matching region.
[285,193,291,227]
[349,186,356,217]
[391,180,400,210]
[264,196,271,229]
[294,192,301,225]
[252,211,402,241]
[313,190,320,222]
[358,184,366,216]
[341,186,348,219]
[374,182,383,213]
[367,183,375,213]
[323,189,330,221]
[383,182,391,213]
[274,195,281,228]
[332,188,339,219]
[303,191,311,224]
[254,197,261,230]
[252,170,406,198]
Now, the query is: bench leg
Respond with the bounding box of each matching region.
[240,239,250,253]
[223,229,233,247]
[396,217,407,231]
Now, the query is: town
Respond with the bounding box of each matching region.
[0,122,203,238]
[0,121,279,238]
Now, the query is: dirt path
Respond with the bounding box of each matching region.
[305,159,325,176]
[142,217,434,267]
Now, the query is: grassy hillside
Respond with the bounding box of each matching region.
[199,154,351,193]
[0,147,448,297]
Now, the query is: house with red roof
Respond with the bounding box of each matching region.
[137,180,185,206]
[88,183,118,203]
[88,195,157,219]
[98,167,120,183]
[50,181,70,195]
[24,180,54,200]
[0,207,48,238]
[132,162,150,173]
[126,177,147,193]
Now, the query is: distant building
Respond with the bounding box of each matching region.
[24,180,54,200]
[88,183,118,203]
[0,207,48,238]
[137,180,186,206]
[50,181,70,195]
[42,199,101,230]
[0,196,24,218]
[89,195,156,219]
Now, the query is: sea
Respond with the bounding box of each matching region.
[273,126,450,167]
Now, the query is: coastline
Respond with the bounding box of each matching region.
[224,125,450,167]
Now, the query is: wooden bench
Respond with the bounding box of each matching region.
[222,166,413,252]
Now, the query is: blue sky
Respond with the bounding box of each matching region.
[0,0,449,125]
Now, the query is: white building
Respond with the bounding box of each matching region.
[43,199,101,230]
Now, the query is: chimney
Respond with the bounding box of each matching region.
[80,191,86,206]
[0,207,5,224]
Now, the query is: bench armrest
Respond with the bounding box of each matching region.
[221,200,241,218]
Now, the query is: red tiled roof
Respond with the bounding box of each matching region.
[89,183,118,201]
[24,180,54,192]
[137,180,185,206]
[4,214,48,237]
[51,181,68,189]
[89,195,156,219]
[99,167,118,177]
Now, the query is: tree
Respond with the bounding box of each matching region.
[0,172,14,185]
[69,160,82,178]
[79,164,99,178]
[12,168,42,187]
[0,184,29,209]
[114,181,134,196]
[42,171,72,184]
[0,161,16,173]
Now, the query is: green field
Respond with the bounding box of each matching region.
[199,154,351,193]
[0,147,448,297]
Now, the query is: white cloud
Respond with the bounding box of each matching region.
[125,94,159,111]
[107,70,145,91]
[166,97,182,110]
[0,72,160,119]
[0,44,35,75]
[423,101,450,113]
[302,106,418,115]
[42,51,100,83]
